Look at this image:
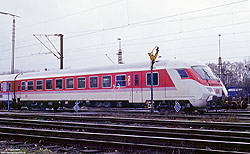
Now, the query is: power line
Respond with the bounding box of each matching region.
[199,55,250,61]
[17,29,250,57]
[0,0,248,58]
[62,20,250,53]
[123,31,250,47]
[1,8,249,44]
[1,18,250,61]
[1,4,249,52]
[123,21,250,43]
[1,24,250,57]
[22,0,249,41]
[134,10,250,27]
[0,37,59,53]
[1,31,248,62]
[0,0,125,35]
[64,9,250,40]
[1,43,249,71]
[131,0,249,25]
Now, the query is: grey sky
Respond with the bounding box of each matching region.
[0,0,250,73]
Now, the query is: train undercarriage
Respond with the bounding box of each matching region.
[0,97,248,113]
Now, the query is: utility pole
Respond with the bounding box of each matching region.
[117,38,124,64]
[0,12,20,74]
[33,34,64,69]
[148,46,159,113]
[58,34,64,69]
[218,34,222,80]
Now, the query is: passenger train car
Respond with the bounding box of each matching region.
[0,59,228,112]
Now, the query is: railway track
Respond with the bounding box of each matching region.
[3,109,250,123]
[205,110,250,116]
[1,112,250,130]
[0,117,249,153]
[3,108,250,120]
[0,113,250,153]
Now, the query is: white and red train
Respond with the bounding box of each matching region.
[0,59,228,112]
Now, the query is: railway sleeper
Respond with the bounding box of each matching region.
[0,127,249,152]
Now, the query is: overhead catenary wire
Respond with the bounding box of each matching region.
[11,47,250,69]
[65,0,250,39]
[0,27,248,62]
[1,29,249,62]
[0,0,249,72]
[131,0,249,25]
[0,0,125,35]
[1,5,250,53]
[63,23,250,53]
[1,9,249,45]
[0,0,248,40]
[1,29,250,61]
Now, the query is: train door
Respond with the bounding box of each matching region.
[132,72,142,103]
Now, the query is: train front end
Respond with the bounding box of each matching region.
[190,65,228,110]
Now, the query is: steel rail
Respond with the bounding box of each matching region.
[3,110,250,121]
[2,113,250,130]
[1,117,250,143]
[1,118,250,151]
[0,126,248,153]
[0,132,245,154]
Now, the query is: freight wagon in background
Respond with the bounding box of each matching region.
[226,86,250,109]
[0,59,229,112]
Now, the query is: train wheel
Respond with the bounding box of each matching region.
[95,102,103,107]
[211,102,217,109]
[206,101,211,109]
[116,101,123,108]
[230,101,238,109]
[103,101,111,108]
[240,101,248,109]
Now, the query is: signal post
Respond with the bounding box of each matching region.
[148,46,159,113]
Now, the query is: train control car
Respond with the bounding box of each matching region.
[0,59,228,112]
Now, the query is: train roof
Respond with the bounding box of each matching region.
[0,59,205,81]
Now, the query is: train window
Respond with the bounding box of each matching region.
[18,82,21,91]
[66,78,74,89]
[177,69,189,78]
[89,76,98,88]
[21,81,26,91]
[102,76,112,88]
[192,66,217,80]
[146,72,159,86]
[116,75,126,87]
[36,80,43,90]
[2,83,7,92]
[135,75,139,87]
[8,83,11,91]
[46,79,53,90]
[27,81,34,91]
[77,77,85,89]
[55,79,63,90]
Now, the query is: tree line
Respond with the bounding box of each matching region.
[208,59,250,87]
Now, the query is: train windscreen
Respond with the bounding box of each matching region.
[192,66,218,80]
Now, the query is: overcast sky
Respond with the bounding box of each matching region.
[0,0,250,73]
